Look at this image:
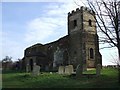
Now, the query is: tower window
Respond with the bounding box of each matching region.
[90,48,94,59]
[88,19,92,26]
[70,20,77,29]
[73,20,77,28]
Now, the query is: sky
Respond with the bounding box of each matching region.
[1,0,118,65]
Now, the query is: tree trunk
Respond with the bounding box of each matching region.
[118,47,120,84]
[118,65,120,84]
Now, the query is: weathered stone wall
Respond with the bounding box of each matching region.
[24,36,69,71]
[68,33,83,68]
[83,10,96,34]
[68,6,102,69]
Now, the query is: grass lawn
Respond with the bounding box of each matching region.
[2,68,120,88]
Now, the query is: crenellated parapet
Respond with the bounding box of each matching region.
[68,6,95,16]
[68,8,80,16]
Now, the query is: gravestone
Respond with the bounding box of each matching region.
[76,64,82,78]
[65,65,74,75]
[96,64,101,76]
[58,66,64,74]
[32,64,40,76]
[26,64,30,72]
[68,65,74,74]
[65,66,69,75]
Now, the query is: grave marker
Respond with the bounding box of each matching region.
[76,64,82,77]
[65,65,74,75]
[32,64,40,76]
[58,66,64,74]
[96,64,101,76]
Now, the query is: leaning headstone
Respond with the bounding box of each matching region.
[32,64,40,76]
[96,64,101,76]
[58,66,64,74]
[76,64,82,78]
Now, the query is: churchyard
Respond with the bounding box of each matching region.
[2,67,120,88]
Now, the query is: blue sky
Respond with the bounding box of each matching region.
[1,0,118,65]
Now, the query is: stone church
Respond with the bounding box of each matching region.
[23,6,102,72]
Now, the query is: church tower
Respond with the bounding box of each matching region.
[68,7,102,70]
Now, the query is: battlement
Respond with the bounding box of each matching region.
[68,6,95,16]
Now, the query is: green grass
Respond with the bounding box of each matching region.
[2,68,120,88]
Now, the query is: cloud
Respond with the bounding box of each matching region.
[25,18,53,43]
[25,16,67,44]
[24,1,84,45]
[2,1,78,60]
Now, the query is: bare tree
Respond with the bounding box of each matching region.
[75,0,120,83]
[2,56,13,70]
[110,53,120,66]
[2,56,12,63]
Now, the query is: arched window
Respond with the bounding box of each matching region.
[90,48,94,59]
[88,19,92,26]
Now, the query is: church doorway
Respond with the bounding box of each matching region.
[29,59,33,71]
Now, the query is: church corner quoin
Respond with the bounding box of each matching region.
[22,6,102,72]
